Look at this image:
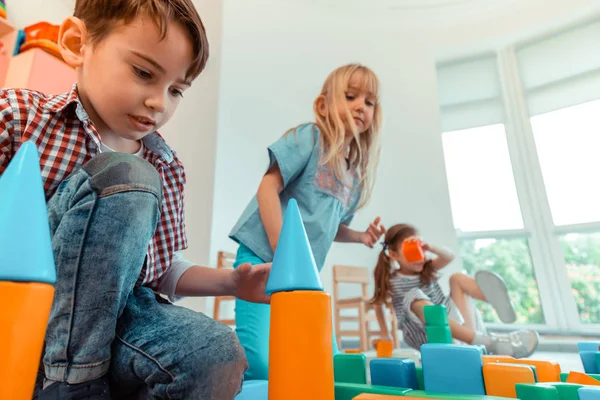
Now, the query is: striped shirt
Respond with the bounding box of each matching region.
[0,85,187,287]
[390,272,449,349]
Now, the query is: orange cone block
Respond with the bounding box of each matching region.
[267,199,335,400]
[0,142,56,399]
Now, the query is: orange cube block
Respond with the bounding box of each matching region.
[345,349,362,354]
[566,371,600,386]
[402,239,424,263]
[4,48,75,94]
[483,363,536,398]
[508,359,561,382]
[375,339,393,358]
[483,355,516,363]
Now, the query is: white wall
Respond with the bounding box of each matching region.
[7,0,224,313]
[211,0,600,320]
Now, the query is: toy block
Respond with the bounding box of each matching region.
[403,390,514,398]
[425,325,452,344]
[334,383,411,400]
[0,141,55,284]
[4,48,75,94]
[560,372,600,382]
[580,351,600,374]
[370,358,418,390]
[403,238,424,262]
[565,371,600,386]
[234,380,268,400]
[547,382,584,400]
[346,349,362,354]
[265,198,323,294]
[482,363,536,397]
[424,305,449,326]
[335,354,367,384]
[376,340,393,358]
[498,359,560,382]
[352,394,405,399]
[416,366,424,390]
[578,342,600,352]
[483,355,515,364]
[596,352,600,373]
[579,387,600,400]
[421,344,485,395]
[515,383,559,400]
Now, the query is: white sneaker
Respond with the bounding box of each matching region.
[489,330,540,358]
[475,270,517,324]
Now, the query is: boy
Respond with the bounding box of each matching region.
[0,1,271,399]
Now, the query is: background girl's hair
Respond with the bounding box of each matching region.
[370,224,438,304]
[312,63,382,211]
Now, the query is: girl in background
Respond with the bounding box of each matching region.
[229,64,386,379]
[372,223,539,358]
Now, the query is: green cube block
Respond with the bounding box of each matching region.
[333,383,410,400]
[424,304,449,326]
[548,382,584,400]
[426,325,453,344]
[405,389,513,398]
[416,366,424,390]
[516,383,560,400]
[333,354,367,384]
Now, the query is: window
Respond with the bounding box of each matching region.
[437,18,600,330]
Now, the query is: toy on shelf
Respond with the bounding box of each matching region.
[20,21,62,60]
[402,238,424,263]
[0,142,57,400]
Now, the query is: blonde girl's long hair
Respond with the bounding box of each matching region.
[313,64,382,211]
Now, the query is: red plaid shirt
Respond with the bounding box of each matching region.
[0,85,187,287]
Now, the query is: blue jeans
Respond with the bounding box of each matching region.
[40,152,247,399]
[233,243,339,381]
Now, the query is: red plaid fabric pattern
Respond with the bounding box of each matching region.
[0,85,187,287]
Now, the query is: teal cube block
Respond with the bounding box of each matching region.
[424,304,449,326]
[334,354,367,384]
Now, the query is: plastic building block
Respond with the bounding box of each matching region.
[596,352,600,374]
[580,351,600,374]
[370,358,418,390]
[482,362,536,397]
[376,340,393,358]
[548,382,584,400]
[334,383,411,400]
[560,372,600,382]
[564,371,600,385]
[265,198,323,294]
[403,390,512,399]
[0,142,56,400]
[425,325,452,344]
[415,366,424,390]
[402,238,424,263]
[0,141,55,284]
[579,387,600,400]
[423,305,449,326]
[334,354,367,384]
[483,355,516,363]
[352,394,405,399]
[421,344,485,395]
[503,359,560,382]
[515,383,560,400]
[578,342,600,352]
[235,380,268,400]
[345,349,362,354]
[269,291,334,399]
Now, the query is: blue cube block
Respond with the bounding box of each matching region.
[579,387,600,400]
[580,351,600,374]
[578,342,600,352]
[235,380,268,400]
[370,358,418,390]
[421,343,485,395]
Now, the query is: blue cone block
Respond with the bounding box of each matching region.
[0,141,56,284]
[265,198,323,294]
[234,380,268,400]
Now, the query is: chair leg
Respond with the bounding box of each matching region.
[358,303,368,352]
[334,308,342,350]
[213,298,220,321]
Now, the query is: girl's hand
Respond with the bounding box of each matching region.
[420,240,431,252]
[232,262,271,304]
[359,217,386,248]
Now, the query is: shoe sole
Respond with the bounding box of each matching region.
[515,330,540,359]
[475,270,517,324]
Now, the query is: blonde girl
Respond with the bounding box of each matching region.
[229,64,386,379]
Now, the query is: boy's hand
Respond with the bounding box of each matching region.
[359,217,386,248]
[232,262,271,304]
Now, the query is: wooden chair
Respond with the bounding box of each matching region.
[212,251,236,327]
[333,265,399,352]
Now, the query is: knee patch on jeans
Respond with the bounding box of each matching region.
[83,153,162,201]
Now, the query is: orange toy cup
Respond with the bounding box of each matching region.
[269,291,335,400]
[0,281,55,399]
[402,239,424,263]
[375,339,393,358]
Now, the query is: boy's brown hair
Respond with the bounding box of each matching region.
[74,0,209,80]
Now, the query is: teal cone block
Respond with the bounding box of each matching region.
[265,198,323,294]
[0,141,56,284]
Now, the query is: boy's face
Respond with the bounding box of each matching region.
[78,16,193,142]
